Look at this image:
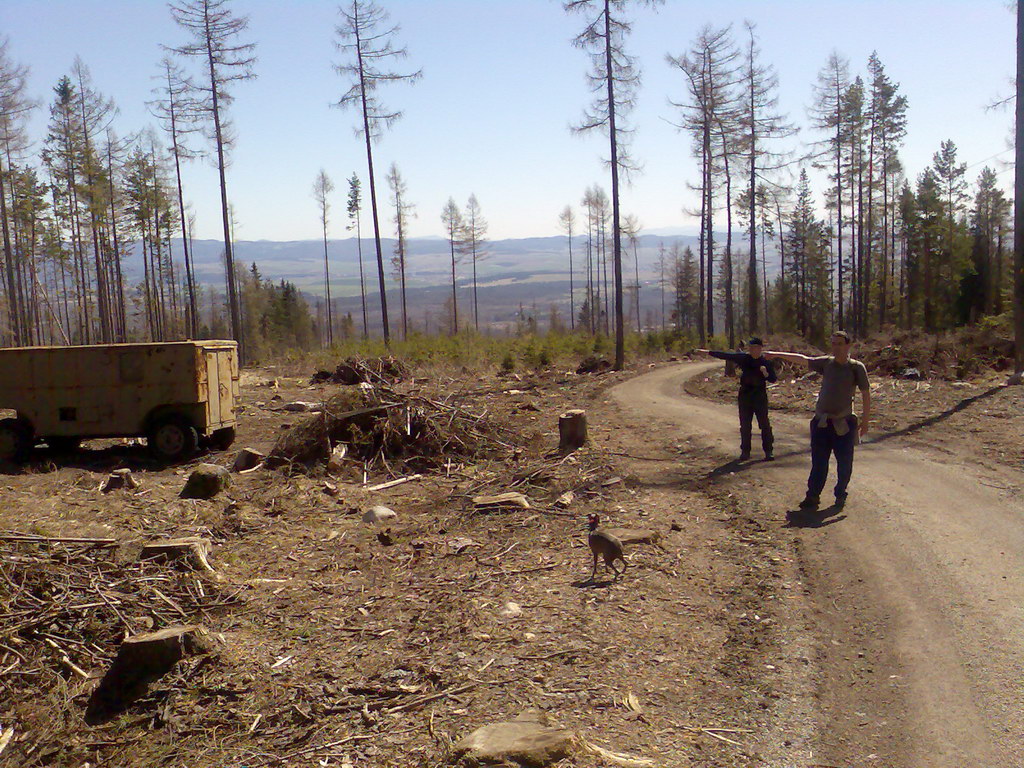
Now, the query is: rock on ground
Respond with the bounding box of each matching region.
[452,710,573,767]
[180,463,231,499]
[363,505,398,524]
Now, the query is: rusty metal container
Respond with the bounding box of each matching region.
[0,340,239,461]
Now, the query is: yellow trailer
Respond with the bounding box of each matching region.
[0,340,239,462]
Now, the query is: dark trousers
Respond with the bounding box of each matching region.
[807,415,857,500]
[738,389,773,454]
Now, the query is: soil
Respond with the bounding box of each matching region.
[686,360,1024,471]
[2,353,1022,767]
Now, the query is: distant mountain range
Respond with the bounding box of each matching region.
[143,233,777,331]
[183,234,701,295]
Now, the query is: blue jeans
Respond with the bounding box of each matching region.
[806,415,857,501]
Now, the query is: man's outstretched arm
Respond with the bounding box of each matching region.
[695,349,744,362]
[764,351,811,367]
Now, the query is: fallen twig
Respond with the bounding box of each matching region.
[367,474,423,491]
[0,534,117,546]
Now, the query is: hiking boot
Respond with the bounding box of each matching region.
[763,451,775,462]
[739,450,751,461]
[834,493,848,509]
[798,495,819,512]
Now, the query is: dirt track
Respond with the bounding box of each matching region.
[610,362,1024,768]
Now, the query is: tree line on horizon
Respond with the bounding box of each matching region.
[0,1,1021,368]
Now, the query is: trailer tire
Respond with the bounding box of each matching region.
[47,436,82,454]
[148,415,199,462]
[0,418,33,463]
[208,427,237,451]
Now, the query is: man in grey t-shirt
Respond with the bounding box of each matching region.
[766,331,872,512]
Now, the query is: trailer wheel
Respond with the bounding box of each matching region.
[0,418,32,463]
[148,415,199,462]
[208,427,237,451]
[47,436,82,454]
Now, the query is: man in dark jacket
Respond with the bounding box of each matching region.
[696,337,777,461]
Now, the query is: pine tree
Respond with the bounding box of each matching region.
[167,0,257,360]
[346,172,368,338]
[152,56,203,338]
[463,194,487,332]
[0,38,35,346]
[559,205,577,330]
[564,0,662,370]
[387,163,414,339]
[1016,0,1024,376]
[738,21,792,335]
[440,197,463,335]
[669,25,740,344]
[333,0,421,345]
[312,168,334,345]
[811,52,851,328]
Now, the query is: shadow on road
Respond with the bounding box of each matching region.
[784,505,847,529]
[866,384,1006,446]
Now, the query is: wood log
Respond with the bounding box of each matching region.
[558,409,588,451]
[472,492,531,510]
[139,537,214,572]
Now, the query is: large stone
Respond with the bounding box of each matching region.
[452,710,573,767]
[363,505,398,524]
[180,463,231,499]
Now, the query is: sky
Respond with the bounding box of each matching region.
[1,0,1017,242]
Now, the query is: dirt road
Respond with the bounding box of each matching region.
[610,362,1024,768]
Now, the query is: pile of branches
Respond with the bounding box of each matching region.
[0,536,233,734]
[310,355,409,386]
[859,328,1015,380]
[267,385,517,472]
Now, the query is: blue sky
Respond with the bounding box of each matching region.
[1,0,1016,241]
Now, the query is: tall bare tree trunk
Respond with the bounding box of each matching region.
[1014,0,1024,376]
[0,157,20,345]
[603,0,625,368]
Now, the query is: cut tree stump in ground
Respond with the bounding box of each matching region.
[139,537,214,572]
[232,448,265,473]
[100,468,138,493]
[87,625,216,721]
[558,409,588,451]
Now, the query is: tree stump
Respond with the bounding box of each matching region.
[231,448,266,473]
[87,625,215,721]
[101,468,138,493]
[140,537,214,572]
[558,410,588,452]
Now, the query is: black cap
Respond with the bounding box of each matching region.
[748,337,764,346]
